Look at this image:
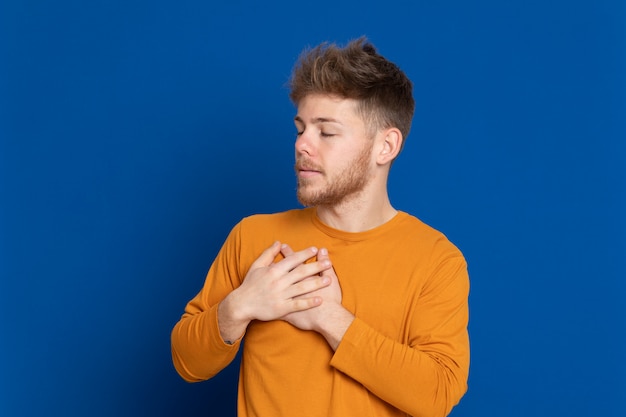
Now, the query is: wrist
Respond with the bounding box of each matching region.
[217,291,251,344]
[317,304,354,351]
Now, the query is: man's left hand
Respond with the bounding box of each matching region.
[280,244,355,351]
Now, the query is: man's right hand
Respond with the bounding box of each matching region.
[217,241,332,344]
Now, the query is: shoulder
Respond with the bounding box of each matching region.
[233,208,316,243]
[396,213,469,293]
[219,208,315,265]
[394,212,465,261]
[239,208,313,229]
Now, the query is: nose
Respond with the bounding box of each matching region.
[295,129,313,156]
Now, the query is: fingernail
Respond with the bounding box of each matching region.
[320,248,328,256]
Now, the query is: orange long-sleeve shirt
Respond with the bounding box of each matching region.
[171,208,469,417]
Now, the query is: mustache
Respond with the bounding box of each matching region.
[294,158,323,173]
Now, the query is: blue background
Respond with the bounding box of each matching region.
[1,1,624,416]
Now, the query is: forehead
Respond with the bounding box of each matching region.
[294,94,362,125]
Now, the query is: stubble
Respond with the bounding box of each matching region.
[295,144,373,207]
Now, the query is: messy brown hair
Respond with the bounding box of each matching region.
[288,37,415,146]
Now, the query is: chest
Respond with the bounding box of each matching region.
[325,241,427,341]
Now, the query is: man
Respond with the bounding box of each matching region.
[171,38,469,417]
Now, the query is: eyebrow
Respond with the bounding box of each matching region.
[294,116,342,125]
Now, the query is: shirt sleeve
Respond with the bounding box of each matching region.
[330,255,470,417]
[170,223,244,382]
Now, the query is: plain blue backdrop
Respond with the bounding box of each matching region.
[1,1,624,416]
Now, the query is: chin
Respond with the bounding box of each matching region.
[296,189,320,207]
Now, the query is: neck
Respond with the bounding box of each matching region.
[315,193,397,233]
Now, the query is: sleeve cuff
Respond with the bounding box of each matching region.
[330,317,367,369]
[208,303,242,352]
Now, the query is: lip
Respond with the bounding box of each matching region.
[295,161,323,178]
[297,167,321,178]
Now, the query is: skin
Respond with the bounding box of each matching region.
[218,94,404,350]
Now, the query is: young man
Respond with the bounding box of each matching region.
[171,38,470,417]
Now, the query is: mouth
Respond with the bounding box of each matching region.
[295,161,323,178]
[297,168,321,179]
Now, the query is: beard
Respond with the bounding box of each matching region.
[295,144,373,207]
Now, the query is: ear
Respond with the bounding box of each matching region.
[376,128,403,166]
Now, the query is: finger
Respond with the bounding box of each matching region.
[287,275,331,299]
[281,245,328,278]
[288,257,332,283]
[288,295,323,312]
[317,248,339,280]
[273,246,318,272]
[317,248,333,274]
[280,243,295,257]
[316,247,330,262]
[250,241,282,268]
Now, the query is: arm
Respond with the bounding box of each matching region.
[171,228,333,382]
[283,244,469,417]
[331,256,470,417]
[170,224,245,382]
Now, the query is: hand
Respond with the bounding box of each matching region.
[218,241,332,343]
[280,245,350,344]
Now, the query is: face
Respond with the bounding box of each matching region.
[293,94,375,207]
